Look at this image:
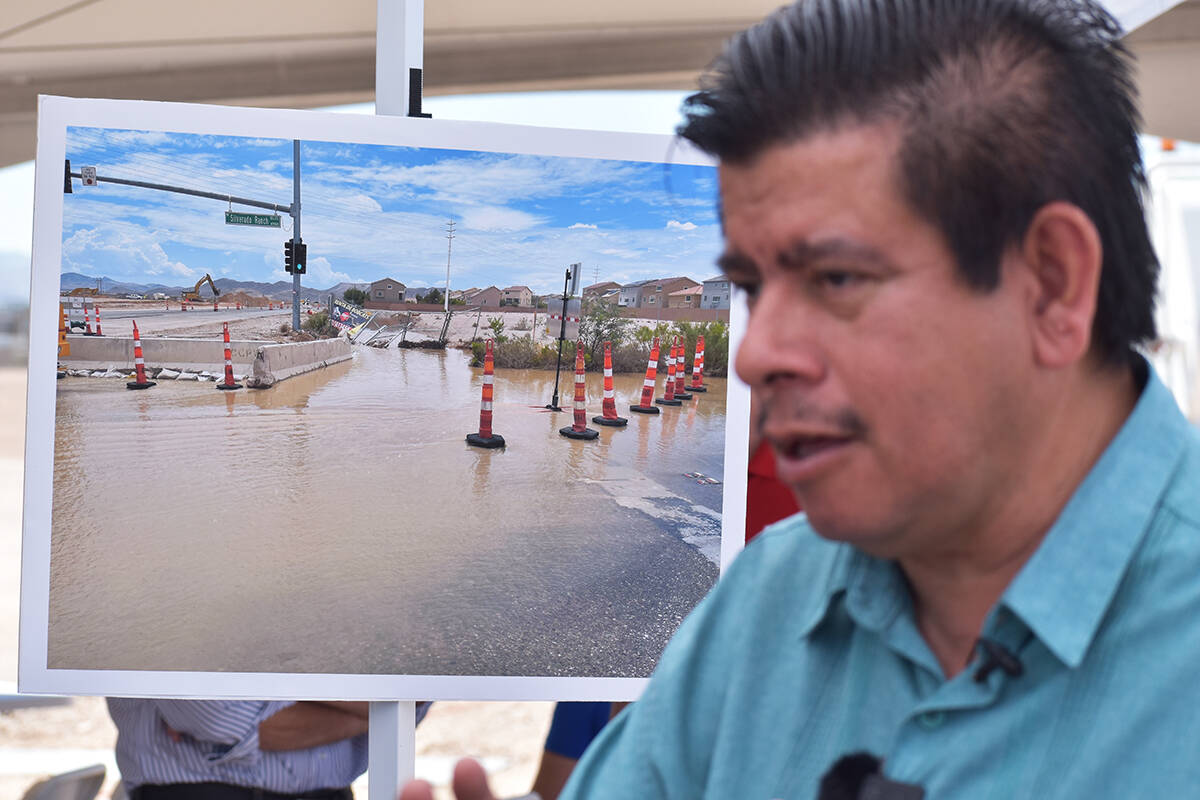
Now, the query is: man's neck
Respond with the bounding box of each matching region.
[900,362,1140,678]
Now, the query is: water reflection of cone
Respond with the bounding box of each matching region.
[126,320,157,390]
[630,337,662,415]
[561,339,599,440]
[673,337,693,401]
[93,305,104,336]
[82,304,95,336]
[592,340,628,427]
[656,336,682,406]
[688,335,707,392]
[216,322,242,390]
[467,339,505,448]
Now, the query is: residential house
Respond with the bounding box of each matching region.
[466,286,503,306]
[638,277,701,309]
[701,276,732,309]
[369,278,406,303]
[501,285,533,307]
[667,285,702,308]
[583,281,621,300]
[618,279,656,307]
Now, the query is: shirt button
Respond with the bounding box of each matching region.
[916,710,945,730]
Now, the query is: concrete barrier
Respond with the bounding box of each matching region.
[60,335,351,387]
[246,339,352,388]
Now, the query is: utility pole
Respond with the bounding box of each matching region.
[292,140,302,333]
[443,219,455,313]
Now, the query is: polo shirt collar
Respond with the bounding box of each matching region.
[1002,362,1189,668]
[795,361,1191,670]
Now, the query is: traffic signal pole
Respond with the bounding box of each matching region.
[292,140,302,333]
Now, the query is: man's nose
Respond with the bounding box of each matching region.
[734,286,824,390]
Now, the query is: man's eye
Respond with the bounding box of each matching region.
[814,270,859,289]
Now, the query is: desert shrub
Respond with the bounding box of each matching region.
[301,311,337,338]
[486,316,508,343]
[470,335,561,369]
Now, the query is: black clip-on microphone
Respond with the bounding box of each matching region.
[973,637,1024,683]
[817,752,925,800]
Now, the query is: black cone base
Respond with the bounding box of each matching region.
[593,415,629,427]
[560,426,599,440]
[83,332,98,337]
[655,397,682,406]
[57,372,65,380]
[467,432,505,448]
[126,381,157,390]
[675,391,693,400]
[630,405,660,415]
[217,382,243,390]
[687,386,708,393]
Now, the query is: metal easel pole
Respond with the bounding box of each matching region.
[370,1,426,797]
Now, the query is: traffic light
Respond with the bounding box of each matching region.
[284,240,294,273]
[294,241,307,275]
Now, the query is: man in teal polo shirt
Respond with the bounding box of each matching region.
[401,0,1200,797]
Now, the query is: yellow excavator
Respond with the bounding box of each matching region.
[181,273,220,303]
[67,278,101,296]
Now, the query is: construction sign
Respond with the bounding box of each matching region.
[330,297,374,339]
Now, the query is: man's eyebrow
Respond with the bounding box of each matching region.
[779,239,893,269]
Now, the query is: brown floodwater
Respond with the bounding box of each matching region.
[48,344,726,678]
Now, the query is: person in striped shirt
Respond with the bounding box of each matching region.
[107,698,369,799]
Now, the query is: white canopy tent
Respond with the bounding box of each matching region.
[0,0,1197,168]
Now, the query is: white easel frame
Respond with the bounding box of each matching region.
[368,1,425,797]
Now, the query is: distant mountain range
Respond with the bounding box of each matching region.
[60,273,367,303]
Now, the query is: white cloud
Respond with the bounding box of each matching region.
[569,222,597,230]
[599,247,643,260]
[458,205,545,232]
[61,226,196,280]
[304,255,356,286]
[666,220,697,231]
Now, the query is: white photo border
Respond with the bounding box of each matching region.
[21,95,751,701]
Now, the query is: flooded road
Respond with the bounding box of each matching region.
[48,344,726,678]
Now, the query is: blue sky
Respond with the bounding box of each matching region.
[60,126,718,295]
[0,90,711,303]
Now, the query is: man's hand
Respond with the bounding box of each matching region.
[400,758,497,800]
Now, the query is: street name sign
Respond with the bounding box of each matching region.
[225,211,281,227]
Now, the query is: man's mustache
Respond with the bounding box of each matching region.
[755,394,868,440]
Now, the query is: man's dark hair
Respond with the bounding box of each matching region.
[679,0,1158,365]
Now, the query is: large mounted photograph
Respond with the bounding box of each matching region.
[21,96,750,700]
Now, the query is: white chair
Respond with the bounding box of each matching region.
[20,763,106,800]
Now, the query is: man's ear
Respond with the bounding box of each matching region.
[1019,201,1102,368]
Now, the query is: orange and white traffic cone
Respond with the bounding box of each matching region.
[467,339,505,448]
[592,340,628,427]
[216,322,242,390]
[561,339,599,440]
[673,337,692,401]
[93,305,104,337]
[126,320,156,390]
[630,337,662,415]
[688,334,707,392]
[82,304,95,336]
[656,336,682,406]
